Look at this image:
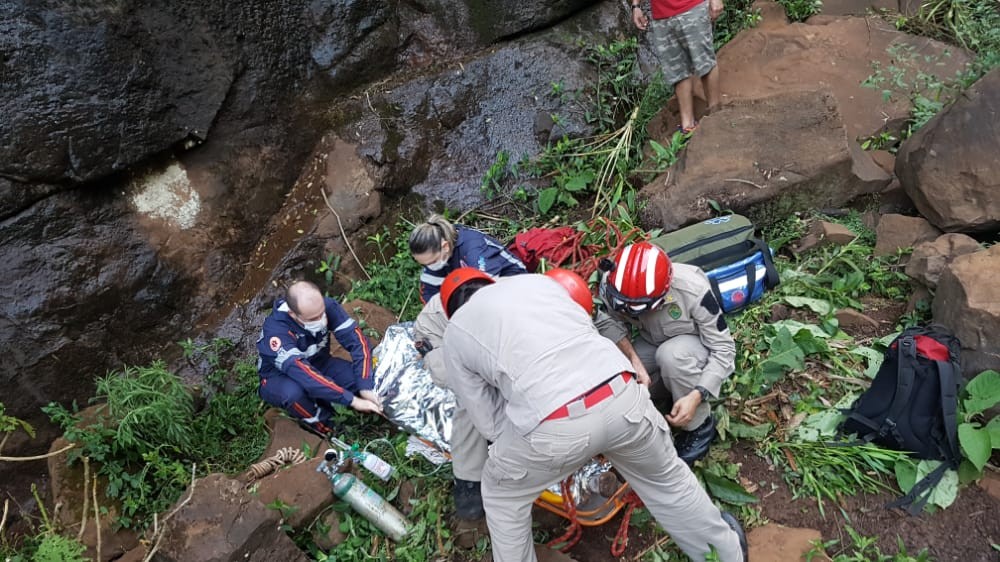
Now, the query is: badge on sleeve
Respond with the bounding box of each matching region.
[269,336,282,351]
[667,303,682,319]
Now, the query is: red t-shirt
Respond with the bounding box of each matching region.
[651,0,702,19]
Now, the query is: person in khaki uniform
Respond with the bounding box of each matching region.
[412,294,490,523]
[441,268,746,562]
[595,241,735,465]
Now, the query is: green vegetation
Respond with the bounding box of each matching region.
[42,340,268,529]
[713,0,762,49]
[777,0,821,22]
[862,1,1000,145]
[808,527,933,561]
[0,481,89,562]
[345,220,424,321]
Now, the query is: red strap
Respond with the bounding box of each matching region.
[545,373,633,421]
[611,490,645,557]
[547,478,583,553]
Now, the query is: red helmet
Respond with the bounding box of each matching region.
[544,268,594,316]
[600,242,672,316]
[440,267,494,318]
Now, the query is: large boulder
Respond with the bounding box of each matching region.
[932,244,1000,376]
[153,474,309,562]
[904,233,982,289]
[640,89,888,229]
[873,213,941,256]
[895,68,1000,233]
[716,5,972,140]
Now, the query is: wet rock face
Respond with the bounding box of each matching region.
[0,189,189,417]
[2,2,238,184]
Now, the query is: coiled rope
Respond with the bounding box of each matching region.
[244,447,307,482]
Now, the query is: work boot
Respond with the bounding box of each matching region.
[452,516,488,549]
[721,511,749,562]
[674,415,717,466]
[453,478,486,520]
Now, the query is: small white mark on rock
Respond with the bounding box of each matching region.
[131,163,201,229]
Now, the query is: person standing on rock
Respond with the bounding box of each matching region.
[594,242,735,465]
[256,280,382,435]
[409,214,527,304]
[408,213,528,541]
[440,268,747,562]
[631,0,724,133]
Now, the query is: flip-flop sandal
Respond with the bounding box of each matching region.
[677,121,699,134]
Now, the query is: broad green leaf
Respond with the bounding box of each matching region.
[963,370,1000,417]
[987,416,1000,449]
[701,471,758,504]
[792,409,844,442]
[875,331,901,348]
[563,172,592,192]
[959,422,992,471]
[538,188,558,214]
[649,140,668,157]
[920,461,958,509]
[793,328,830,355]
[770,320,831,339]
[850,346,885,378]
[895,459,917,493]
[727,422,772,440]
[958,458,983,484]
[782,296,833,315]
[760,328,805,380]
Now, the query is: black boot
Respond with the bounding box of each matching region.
[721,511,749,561]
[452,478,485,520]
[674,415,717,466]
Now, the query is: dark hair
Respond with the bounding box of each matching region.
[409,214,457,255]
[286,280,321,315]
[445,279,492,318]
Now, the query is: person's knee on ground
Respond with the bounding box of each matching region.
[259,378,335,436]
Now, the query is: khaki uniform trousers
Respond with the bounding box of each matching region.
[633,333,712,431]
[425,348,490,481]
[482,378,742,562]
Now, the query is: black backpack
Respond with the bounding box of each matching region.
[839,325,963,514]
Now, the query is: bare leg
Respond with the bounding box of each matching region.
[701,65,720,113]
[675,76,697,130]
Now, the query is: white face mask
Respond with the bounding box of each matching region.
[302,315,327,335]
[425,258,449,271]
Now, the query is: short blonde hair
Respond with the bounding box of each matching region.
[409,214,457,255]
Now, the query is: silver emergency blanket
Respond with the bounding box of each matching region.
[373,322,612,497]
[546,459,614,506]
[373,322,455,452]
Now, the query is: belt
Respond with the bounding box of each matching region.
[544,372,633,421]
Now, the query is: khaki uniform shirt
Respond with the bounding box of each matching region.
[594,263,735,396]
[444,275,633,440]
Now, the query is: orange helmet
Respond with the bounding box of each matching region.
[440,267,494,318]
[544,268,594,316]
[599,242,672,317]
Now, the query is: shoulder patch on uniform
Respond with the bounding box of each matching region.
[269,336,282,352]
[667,303,682,320]
[717,314,728,332]
[700,291,721,316]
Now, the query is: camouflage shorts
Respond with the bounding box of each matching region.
[649,1,717,85]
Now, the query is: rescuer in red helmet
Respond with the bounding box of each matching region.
[595,241,736,465]
[440,268,746,562]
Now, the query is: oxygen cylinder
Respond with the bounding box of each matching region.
[330,472,410,541]
[356,451,396,481]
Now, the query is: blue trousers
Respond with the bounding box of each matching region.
[258,356,358,434]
